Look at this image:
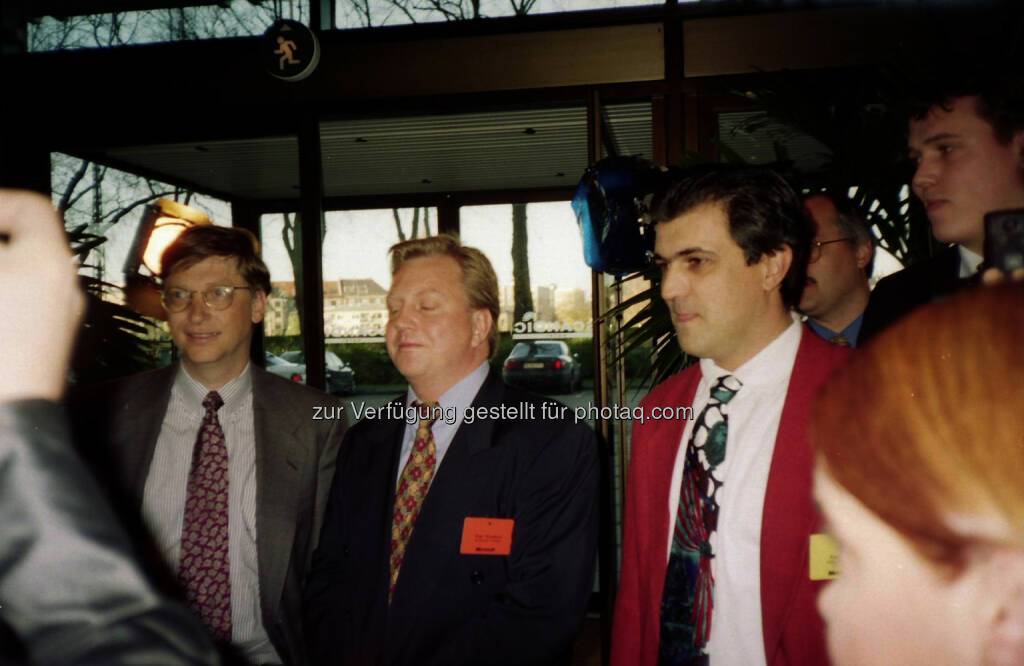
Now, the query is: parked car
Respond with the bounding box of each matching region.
[280,350,357,395]
[264,351,306,384]
[502,340,581,393]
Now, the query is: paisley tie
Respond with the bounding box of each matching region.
[178,390,231,642]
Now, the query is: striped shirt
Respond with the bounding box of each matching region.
[142,362,281,665]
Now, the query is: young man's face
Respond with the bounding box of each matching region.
[164,255,266,388]
[909,95,1024,255]
[654,201,790,371]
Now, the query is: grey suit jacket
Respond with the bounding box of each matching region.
[71,363,346,666]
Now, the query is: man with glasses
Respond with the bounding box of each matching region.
[73,225,346,666]
[798,192,874,347]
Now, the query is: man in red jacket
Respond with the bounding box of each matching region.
[611,166,850,666]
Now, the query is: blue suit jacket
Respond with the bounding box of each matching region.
[305,370,599,666]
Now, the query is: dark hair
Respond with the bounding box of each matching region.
[651,164,810,309]
[907,69,1024,145]
[802,190,876,277]
[160,225,271,295]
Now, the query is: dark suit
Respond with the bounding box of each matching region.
[71,363,346,666]
[859,245,962,343]
[305,371,599,666]
[1,399,218,665]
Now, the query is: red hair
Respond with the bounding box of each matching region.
[810,282,1024,571]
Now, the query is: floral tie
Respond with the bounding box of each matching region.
[389,400,440,602]
[659,375,742,666]
[178,391,231,642]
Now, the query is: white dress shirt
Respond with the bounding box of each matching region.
[142,363,281,665]
[665,314,803,666]
[396,361,489,486]
[958,245,983,278]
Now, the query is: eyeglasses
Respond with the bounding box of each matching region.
[161,285,252,313]
[809,238,853,263]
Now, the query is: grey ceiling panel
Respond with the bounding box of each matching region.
[104,136,300,200]
[99,102,653,200]
[319,106,590,196]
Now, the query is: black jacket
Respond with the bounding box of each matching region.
[860,245,964,344]
[305,371,599,666]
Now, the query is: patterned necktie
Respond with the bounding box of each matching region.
[389,400,440,602]
[178,391,231,642]
[659,375,742,666]
[828,334,851,347]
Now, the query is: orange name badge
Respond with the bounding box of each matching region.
[459,517,514,555]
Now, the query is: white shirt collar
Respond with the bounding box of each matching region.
[958,245,984,278]
[698,312,803,389]
[406,360,489,414]
[176,361,252,413]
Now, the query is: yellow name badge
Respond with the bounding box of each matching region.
[809,534,840,581]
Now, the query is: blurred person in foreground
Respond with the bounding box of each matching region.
[810,281,1024,666]
[0,188,218,664]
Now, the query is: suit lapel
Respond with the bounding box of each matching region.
[639,369,700,611]
[115,364,176,503]
[368,398,409,611]
[759,329,835,662]
[251,368,307,620]
[387,373,503,634]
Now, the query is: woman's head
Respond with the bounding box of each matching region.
[810,281,1024,666]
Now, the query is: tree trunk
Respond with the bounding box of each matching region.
[282,212,305,330]
[512,203,533,322]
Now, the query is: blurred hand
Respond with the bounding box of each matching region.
[981,266,1024,285]
[0,190,85,401]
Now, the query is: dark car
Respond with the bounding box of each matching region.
[502,340,581,393]
[280,350,356,395]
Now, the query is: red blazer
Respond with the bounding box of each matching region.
[611,327,850,666]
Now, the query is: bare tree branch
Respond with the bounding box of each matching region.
[58,159,91,213]
[98,191,174,234]
[392,208,407,242]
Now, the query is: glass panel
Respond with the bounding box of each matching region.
[29,1,308,51]
[464,201,616,599]
[461,202,592,402]
[260,211,308,385]
[337,0,666,29]
[54,152,231,382]
[603,101,654,161]
[316,207,437,420]
[717,109,833,172]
